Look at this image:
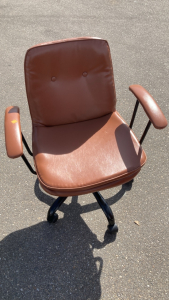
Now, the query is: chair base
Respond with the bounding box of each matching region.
[107,224,118,233]
[47,192,118,233]
[47,196,67,223]
[93,192,118,234]
[48,212,58,223]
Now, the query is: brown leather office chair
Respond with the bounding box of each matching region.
[5,37,167,233]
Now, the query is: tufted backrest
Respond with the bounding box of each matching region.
[24,37,116,126]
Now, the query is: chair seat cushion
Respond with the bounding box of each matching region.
[33,112,146,196]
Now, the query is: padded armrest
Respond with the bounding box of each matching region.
[5,106,23,158]
[129,84,167,129]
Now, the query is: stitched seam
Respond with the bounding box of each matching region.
[36,164,145,191]
[41,170,140,194]
[33,112,112,128]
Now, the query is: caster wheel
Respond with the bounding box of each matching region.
[107,224,118,234]
[47,212,58,223]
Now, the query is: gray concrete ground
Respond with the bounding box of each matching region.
[0,0,169,299]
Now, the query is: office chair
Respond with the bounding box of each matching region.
[5,38,167,233]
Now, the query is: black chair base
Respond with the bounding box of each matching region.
[107,224,118,233]
[93,192,118,234]
[47,192,118,233]
[47,196,67,223]
[48,212,58,223]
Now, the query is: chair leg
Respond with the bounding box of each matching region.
[47,196,67,223]
[93,192,118,233]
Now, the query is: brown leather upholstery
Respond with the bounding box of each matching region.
[5,106,23,158]
[24,38,116,126]
[23,38,148,196]
[33,112,146,196]
[129,85,168,129]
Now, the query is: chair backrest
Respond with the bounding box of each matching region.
[24,37,116,126]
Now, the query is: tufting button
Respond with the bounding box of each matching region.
[82,72,88,77]
[51,76,56,81]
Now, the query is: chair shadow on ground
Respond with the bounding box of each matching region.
[0,180,133,300]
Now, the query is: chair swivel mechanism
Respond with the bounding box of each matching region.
[4,38,167,233]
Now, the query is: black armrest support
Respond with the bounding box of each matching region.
[21,133,36,174]
[21,154,37,175]
[21,134,36,174]
[129,99,139,129]
[22,133,33,156]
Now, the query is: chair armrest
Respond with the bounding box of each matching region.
[129,84,167,129]
[5,106,23,158]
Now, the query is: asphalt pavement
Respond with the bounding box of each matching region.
[0,0,169,299]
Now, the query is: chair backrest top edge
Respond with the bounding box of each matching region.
[26,37,108,56]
